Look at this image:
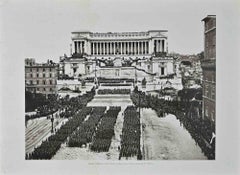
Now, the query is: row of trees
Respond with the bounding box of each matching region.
[174,111,215,159]
[25,91,58,114]
[68,107,106,147]
[26,89,96,159]
[98,89,131,95]
[120,106,142,160]
[91,106,121,152]
[130,90,215,159]
[131,90,169,117]
[26,107,92,159]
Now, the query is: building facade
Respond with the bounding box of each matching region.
[60,30,176,81]
[25,58,58,95]
[201,15,216,123]
[71,30,168,57]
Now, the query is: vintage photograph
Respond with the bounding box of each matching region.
[2,0,240,174]
[24,13,216,160]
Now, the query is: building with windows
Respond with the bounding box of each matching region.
[59,30,177,82]
[201,15,216,123]
[25,58,58,94]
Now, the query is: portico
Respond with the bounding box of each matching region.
[71,30,168,58]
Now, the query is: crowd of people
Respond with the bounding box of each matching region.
[68,107,106,147]
[98,89,131,95]
[85,77,134,84]
[26,89,96,160]
[91,106,121,152]
[119,106,142,160]
[130,90,215,159]
[100,83,132,87]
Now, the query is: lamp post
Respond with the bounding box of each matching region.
[51,114,54,133]
[137,89,145,160]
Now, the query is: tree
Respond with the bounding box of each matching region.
[197,51,204,60]
[142,77,146,88]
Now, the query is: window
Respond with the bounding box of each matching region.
[30,74,32,78]
[50,68,52,71]
[43,88,46,91]
[49,73,52,78]
[30,68,32,72]
[37,73,39,78]
[205,106,208,117]
[30,80,33,85]
[148,65,151,70]
[205,84,209,97]
[212,86,215,100]
[49,80,52,85]
[37,80,39,84]
[43,80,46,85]
[161,67,165,75]
[37,68,39,72]
[43,73,45,78]
[43,68,45,72]
[50,88,52,91]
[211,112,214,122]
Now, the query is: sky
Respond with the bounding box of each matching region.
[0,0,219,63]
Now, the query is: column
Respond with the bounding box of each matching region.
[106,42,108,55]
[113,42,115,55]
[79,41,82,53]
[137,42,140,55]
[135,42,137,55]
[76,41,78,53]
[80,41,82,53]
[156,40,158,52]
[103,42,105,55]
[120,42,123,55]
[96,43,98,55]
[90,43,92,55]
[144,41,146,54]
[109,42,112,55]
[81,41,83,53]
[159,40,161,52]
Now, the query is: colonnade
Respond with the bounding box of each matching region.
[74,39,166,55]
[90,41,149,55]
[154,40,165,53]
[74,41,85,54]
